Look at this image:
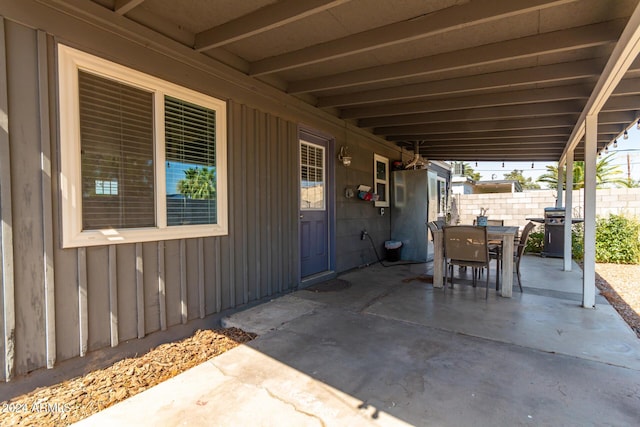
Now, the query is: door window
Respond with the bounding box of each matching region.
[300,142,325,210]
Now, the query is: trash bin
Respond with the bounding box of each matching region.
[384,240,403,262]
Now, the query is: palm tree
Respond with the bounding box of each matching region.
[537,153,628,189]
[177,167,216,199]
[461,162,481,181]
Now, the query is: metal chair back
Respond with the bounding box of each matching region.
[443,225,491,298]
[443,226,489,264]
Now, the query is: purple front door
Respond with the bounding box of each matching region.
[300,138,328,277]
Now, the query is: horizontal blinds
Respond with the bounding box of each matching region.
[78,70,155,230]
[300,142,325,210]
[165,96,217,225]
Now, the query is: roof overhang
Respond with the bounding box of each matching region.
[35,0,640,162]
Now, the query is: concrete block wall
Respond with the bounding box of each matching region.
[455,188,640,228]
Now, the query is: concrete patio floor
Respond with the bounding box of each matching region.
[76,255,640,426]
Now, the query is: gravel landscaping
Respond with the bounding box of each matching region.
[0,328,256,426]
[595,263,640,338]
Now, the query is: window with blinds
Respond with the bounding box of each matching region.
[165,96,217,225]
[58,44,228,248]
[79,71,155,229]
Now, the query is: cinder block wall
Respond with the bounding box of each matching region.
[455,188,640,228]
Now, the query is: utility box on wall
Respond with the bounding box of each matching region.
[390,169,438,262]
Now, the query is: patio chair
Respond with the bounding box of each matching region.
[443,225,491,298]
[493,221,536,292]
[472,219,503,287]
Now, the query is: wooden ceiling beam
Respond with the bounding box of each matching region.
[288,19,624,94]
[612,77,640,95]
[114,0,145,15]
[358,100,583,127]
[415,149,565,161]
[345,84,588,119]
[398,140,566,149]
[417,146,564,153]
[385,129,572,141]
[423,146,570,152]
[194,0,348,52]
[597,111,637,124]
[601,95,640,112]
[375,116,577,136]
[318,58,602,108]
[250,0,576,76]
[561,0,640,163]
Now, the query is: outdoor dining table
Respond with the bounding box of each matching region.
[432,225,520,297]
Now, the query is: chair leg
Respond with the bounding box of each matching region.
[445,262,454,289]
[516,263,523,293]
[484,264,490,299]
[444,261,448,291]
[450,265,455,288]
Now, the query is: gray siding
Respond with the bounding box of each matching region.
[6,19,48,376]
[0,16,16,382]
[334,141,404,271]
[0,21,300,379]
[0,3,404,382]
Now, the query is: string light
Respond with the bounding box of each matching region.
[614,139,618,148]
[624,130,629,140]
[475,162,478,167]
[531,162,534,168]
[501,162,504,168]
[637,119,640,130]
[605,146,609,153]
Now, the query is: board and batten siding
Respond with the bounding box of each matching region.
[0,19,299,381]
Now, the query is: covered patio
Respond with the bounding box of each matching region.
[3,1,640,414]
[77,254,640,425]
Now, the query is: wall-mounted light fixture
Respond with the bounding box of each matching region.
[338,146,352,166]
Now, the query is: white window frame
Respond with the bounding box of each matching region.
[57,44,228,248]
[300,141,326,211]
[373,154,390,208]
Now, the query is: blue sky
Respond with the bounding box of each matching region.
[472,125,640,188]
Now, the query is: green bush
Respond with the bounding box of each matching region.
[595,214,640,264]
[571,223,584,261]
[524,224,584,260]
[521,215,640,263]
[525,227,544,253]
